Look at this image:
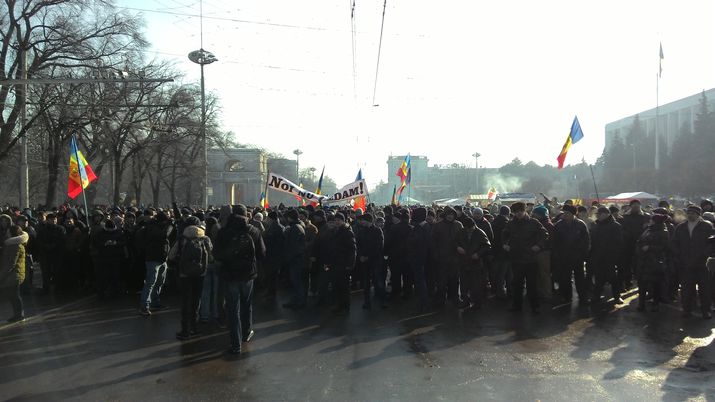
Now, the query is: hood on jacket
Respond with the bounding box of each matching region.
[5,230,29,246]
[0,214,13,231]
[183,225,206,239]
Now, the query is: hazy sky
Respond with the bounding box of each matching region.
[119,0,715,187]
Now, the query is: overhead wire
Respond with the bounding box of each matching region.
[350,0,357,101]
[372,0,388,106]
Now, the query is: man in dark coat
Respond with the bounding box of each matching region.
[325,212,356,314]
[407,207,431,310]
[36,213,65,294]
[431,206,464,307]
[490,205,511,299]
[502,202,548,314]
[136,212,173,315]
[620,200,650,290]
[552,204,591,304]
[456,217,491,309]
[261,211,285,300]
[214,205,266,354]
[672,205,714,319]
[282,209,307,309]
[357,213,385,309]
[385,209,412,298]
[590,207,624,304]
[531,205,555,299]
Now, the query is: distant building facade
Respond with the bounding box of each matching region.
[207,148,297,206]
[605,88,715,152]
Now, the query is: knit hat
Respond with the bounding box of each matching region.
[597,206,610,215]
[285,209,300,222]
[443,206,457,217]
[499,205,511,216]
[511,202,526,213]
[412,207,427,223]
[532,205,549,218]
[472,207,484,217]
[232,204,248,217]
[185,216,201,226]
[334,212,346,222]
[561,204,577,215]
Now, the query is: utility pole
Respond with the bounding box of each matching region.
[472,152,480,194]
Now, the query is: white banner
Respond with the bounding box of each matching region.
[267,173,327,202]
[324,179,368,203]
[267,173,368,204]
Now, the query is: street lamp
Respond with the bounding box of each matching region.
[188,48,217,208]
[293,149,303,179]
[472,152,481,194]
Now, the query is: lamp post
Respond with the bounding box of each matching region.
[293,149,303,180]
[188,49,217,208]
[472,152,481,194]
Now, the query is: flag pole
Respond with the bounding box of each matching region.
[589,164,600,204]
[72,134,91,231]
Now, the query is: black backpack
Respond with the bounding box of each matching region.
[223,228,255,269]
[179,237,208,277]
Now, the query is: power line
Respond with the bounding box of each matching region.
[372,0,388,106]
[118,6,330,31]
[350,0,357,101]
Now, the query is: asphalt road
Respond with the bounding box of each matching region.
[1,289,714,401]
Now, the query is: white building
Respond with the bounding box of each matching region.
[605,88,715,152]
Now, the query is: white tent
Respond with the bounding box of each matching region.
[604,192,658,201]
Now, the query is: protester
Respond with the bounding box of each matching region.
[215,205,266,354]
[590,206,624,305]
[552,204,591,305]
[1,224,29,322]
[136,212,173,316]
[636,213,670,312]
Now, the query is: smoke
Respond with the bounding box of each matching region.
[482,173,524,193]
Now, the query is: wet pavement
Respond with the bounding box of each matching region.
[1,289,714,401]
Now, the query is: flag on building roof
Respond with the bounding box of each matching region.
[557,116,585,169]
[67,135,97,199]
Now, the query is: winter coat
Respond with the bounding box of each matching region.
[475,218,494,244]
[672,219,715,271]
[0,231,29,287]
[636,223,670,281]
[502,216,548,264]
[552,218,591,263]
[135,219,173,262]
[589,215,623,267]
[431,219,464,265]
[491,215,509,258]
[357,224,384,262]
[37,222,66,257]
[455,227,491,271]
[312,222,334,267]
[263,220,285,267]
[215,216,266,280]
[385,221,412,264]
[621,211,651,246]
[283,221,306,264]
[407,221,431,266]
[92,226,127,263]
[326,223,356,269]
[169,225,214,278]
[534,216,556,251]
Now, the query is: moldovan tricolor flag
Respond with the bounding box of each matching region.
[556,116,584,170]
[67,135,97,199]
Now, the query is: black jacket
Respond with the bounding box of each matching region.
[590,215,623,267]
[456,227,491,270]
[215,216,266,281]
[327,223,356,269]
[263,220,285,267]
[672,219,714,271]
[636,223,670,281]
[552,218,591,262]
[621,211,651,246]
[407,220,431,266]
[135,219,172,262]
[283,221,306,264]
[491,215,509,258]
[385,221,412,264]
[502,216,548,264]
[431,219,464,265]
[357,224,384,261]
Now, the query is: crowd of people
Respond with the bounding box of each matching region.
[1,197,714,355]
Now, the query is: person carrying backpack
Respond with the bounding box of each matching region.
[215,205,266,355]
[169,215,213,340]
